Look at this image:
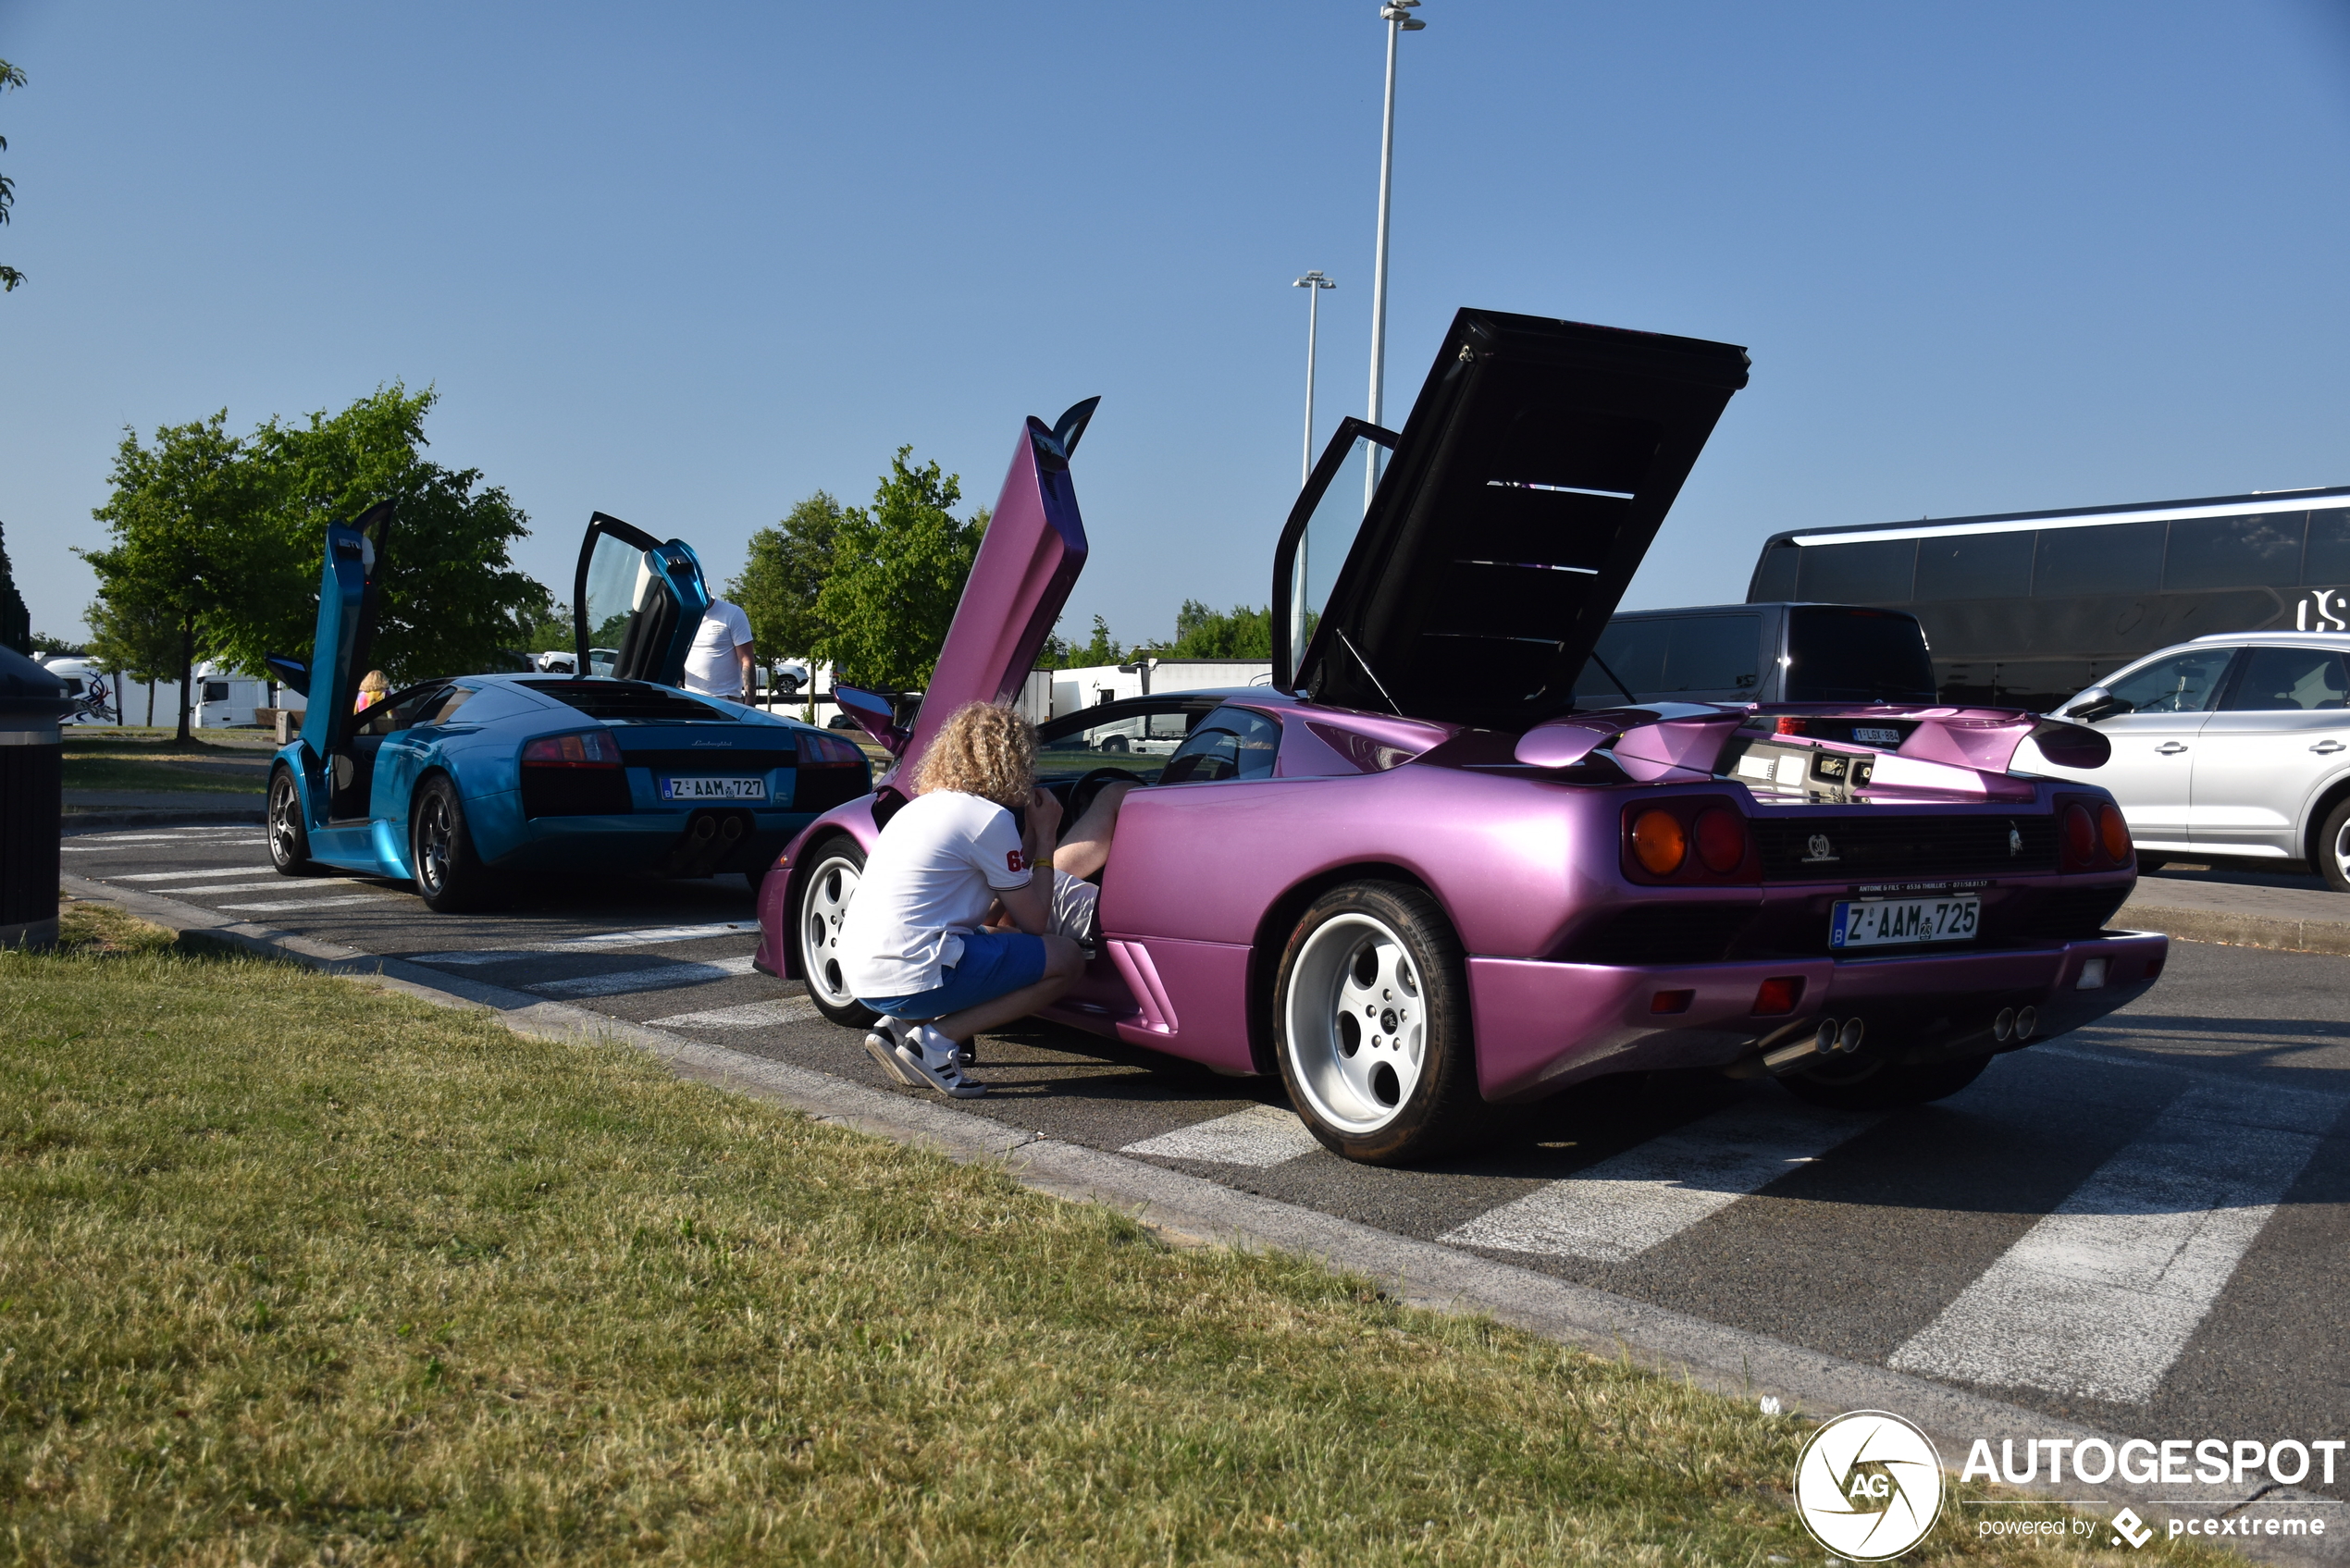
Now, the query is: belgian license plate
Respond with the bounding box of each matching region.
[660,775,766,802]
[1830,895,1979,949]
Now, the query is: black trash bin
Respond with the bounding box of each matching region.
[0,646,76,950]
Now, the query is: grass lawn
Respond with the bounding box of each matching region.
[60,735,269,795]
[0,906,2210,1566]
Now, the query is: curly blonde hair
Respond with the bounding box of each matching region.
[911,701,1036,809]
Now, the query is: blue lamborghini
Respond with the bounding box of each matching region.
[261,505,871,911]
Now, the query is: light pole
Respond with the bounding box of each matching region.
[1292,269,1336,664]
[1366,0,1425,512]
[1292,271,1335,486]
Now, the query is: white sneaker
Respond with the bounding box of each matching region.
[895,1025,986,1099]
[861,1017,923,1088]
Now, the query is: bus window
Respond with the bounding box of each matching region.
[2035,521,2163,596]
[1915,531,2033,600]
[1783,608,1936,704]
[2305,510,2350,585]
[1750,543,1800,600]
[2102,649,2233,715]
[1797,538,1915,603]
[2163,512,2305,591]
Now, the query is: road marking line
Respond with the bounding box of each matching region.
[526,954,760,999]
[111,867,278,882]
[546,921,761,949]
[1439,1101,1886,1263]
[647,997,822,1029]
[1120,1104,1324,1167]
[160,878,365,895]
[64,837,268,851]
[212,895,383,913]
[1887,1080,2338,1403]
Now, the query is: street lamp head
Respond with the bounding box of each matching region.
[1379,0,1423,19]
[1293,270,1335,290]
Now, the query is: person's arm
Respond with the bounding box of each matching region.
[735,631,756,698]
[988,788,1063,934]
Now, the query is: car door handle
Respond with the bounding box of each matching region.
[2155,742,2189,755]
[2315,740,2347,755]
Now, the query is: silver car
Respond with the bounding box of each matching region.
[2020,632,2350,891]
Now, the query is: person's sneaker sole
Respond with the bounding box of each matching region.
[895,1043,987,1098]
[862,1031,922,1088]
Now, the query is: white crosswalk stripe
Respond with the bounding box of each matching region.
[111,866,277,882]
[648,997,822,1029]
[547,922,760,949]
[65,836,267,851]
[1439,1101,1885,1263]
[1887,1080,2338,1402]
[526,954,760,999]
[167,878,365,895]
[1120,1104,1324,1167]
[213,895,382,914]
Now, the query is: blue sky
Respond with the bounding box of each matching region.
[5,1,2349,650]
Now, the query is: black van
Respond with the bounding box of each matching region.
[1574,602,1938,708]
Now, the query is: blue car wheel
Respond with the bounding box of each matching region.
[412,775,500,913]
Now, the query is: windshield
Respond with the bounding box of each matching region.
[1783,607,1937,703]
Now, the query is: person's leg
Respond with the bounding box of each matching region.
[1053,781,1136,880]
[928,933,1085,1043]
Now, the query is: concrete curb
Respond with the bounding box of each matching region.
[57,873,2343,1563]
[62,808,266,831]
[2122,902,2350,958]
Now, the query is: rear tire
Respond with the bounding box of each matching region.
[798,838,876,1028]
[410,775,499,913]
[266,766,316,875]
[1273,881,1481,1165]
[2316,797,2350,895]
[1776,1052,1990,1111]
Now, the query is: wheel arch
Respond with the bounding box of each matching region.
[2302,772,2350,870]
[1242,859,1459,1076]
[779,822,874,982]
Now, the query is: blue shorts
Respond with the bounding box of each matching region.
[858,931,1048,1020]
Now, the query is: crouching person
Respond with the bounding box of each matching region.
[835,701,1087,1098]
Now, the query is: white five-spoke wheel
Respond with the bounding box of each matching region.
[1285,913,1427,1134]
[798,841,876,1028]
[1274,881,1478,1165]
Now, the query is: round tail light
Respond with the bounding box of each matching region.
[1694,808,1749,874]
[2060,803,2097,871]
[1630,809,1688,876]
[2098,801,2133,865]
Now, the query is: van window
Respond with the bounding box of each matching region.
[1782,607,1936,703]
[1577,615,1762,704]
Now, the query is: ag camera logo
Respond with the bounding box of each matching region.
[1793,1411,1945,1560]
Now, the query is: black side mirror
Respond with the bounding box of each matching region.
[2061,686,2125,722]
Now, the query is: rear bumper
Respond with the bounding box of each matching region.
[1468,930,2169,1102]
[471,792,822,876]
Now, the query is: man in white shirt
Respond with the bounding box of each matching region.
[682,598,756,699]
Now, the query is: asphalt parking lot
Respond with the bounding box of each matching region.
[66,822,2350,1500]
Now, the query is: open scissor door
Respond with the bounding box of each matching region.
[573,512,712,686]
[298,500,396,762]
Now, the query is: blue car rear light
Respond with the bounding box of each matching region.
[521,730,622,768]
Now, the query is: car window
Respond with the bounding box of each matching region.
[2220,648,2350,711]
[2104,649,2234,714]
[1156,707,1281,785]
[360,683,455,736]
[1036,706,1200,781]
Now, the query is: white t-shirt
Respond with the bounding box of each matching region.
[836,790,1034,998]
[682,599,754,696]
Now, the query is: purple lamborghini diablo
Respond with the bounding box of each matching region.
[756,309,2163,1165]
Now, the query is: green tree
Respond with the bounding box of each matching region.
[85,589,179,726]
[1155,599,1271,659]
[731,491,847,682]
[236,385,550,683]
[80,411,265,740]
[0,520,30,654]
[0,58,24,293]
[812,451,986,691]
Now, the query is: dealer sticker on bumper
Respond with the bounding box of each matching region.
[660,775,767,802]
[1831,895,1979,949]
